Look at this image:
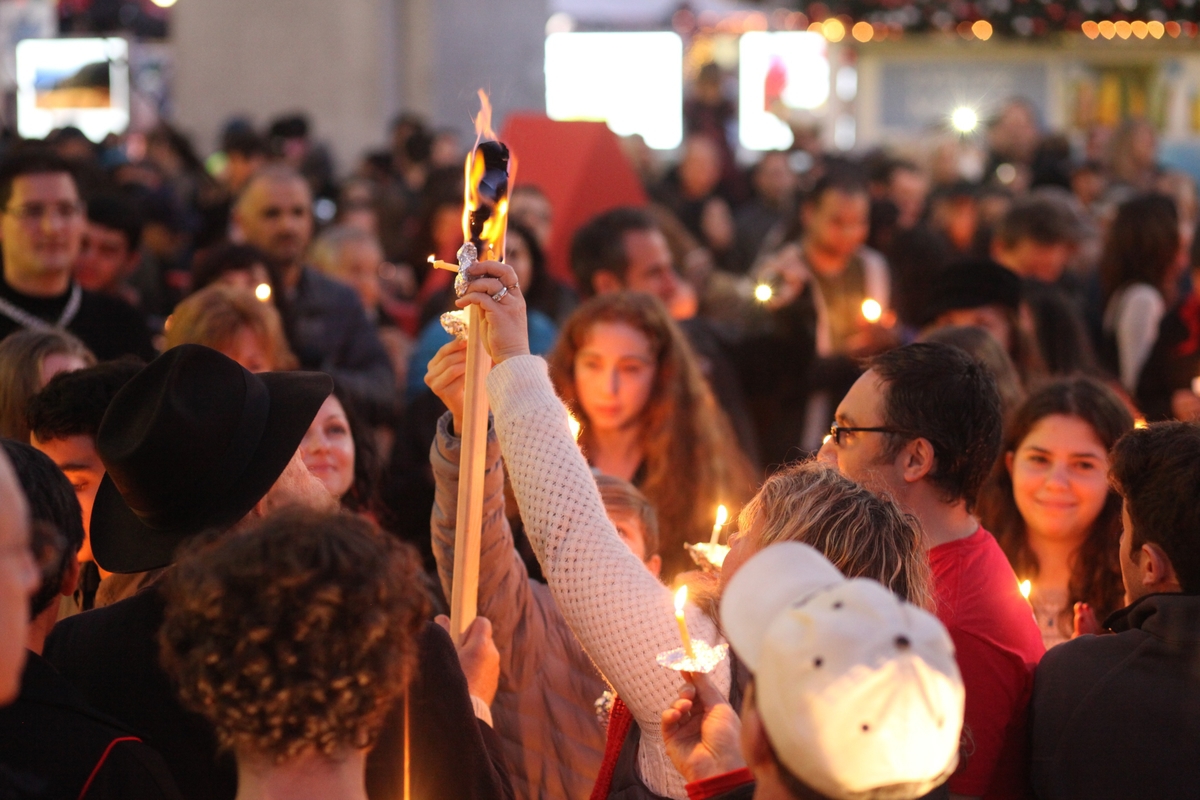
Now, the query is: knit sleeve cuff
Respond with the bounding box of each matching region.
[686,768,754,800]
[487,355,558,420]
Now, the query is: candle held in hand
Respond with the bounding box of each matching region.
[710,504,728,545]
[675,585,695,659]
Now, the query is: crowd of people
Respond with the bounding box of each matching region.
[0,92,1198,800]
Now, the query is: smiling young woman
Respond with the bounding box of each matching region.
[979,377,1134,647]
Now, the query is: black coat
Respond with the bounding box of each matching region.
[0,650,182,799]
[45,585,514,800]
[1030,593,1200,800]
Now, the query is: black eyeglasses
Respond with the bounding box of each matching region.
[827,422,910,446]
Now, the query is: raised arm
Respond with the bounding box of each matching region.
[456,261,730,799]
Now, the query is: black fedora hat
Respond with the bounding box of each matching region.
[90,344,332,573]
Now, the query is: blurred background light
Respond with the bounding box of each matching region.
[544,31,683,150]
[951,105,979,133]
[738,31,829,150]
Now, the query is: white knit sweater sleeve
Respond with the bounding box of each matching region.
[487,355,730,800]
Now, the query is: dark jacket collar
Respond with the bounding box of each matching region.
[1104,592,1200,642]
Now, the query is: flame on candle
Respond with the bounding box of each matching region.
[254,283,272,302]
[754,283,774,303]
[861,298,882,323]
[1019,579,1032,600]
[1134,417,1148,430]
[568,411,582,442]
[675,585,688,616]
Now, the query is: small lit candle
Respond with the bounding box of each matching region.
[568,412,582,442]
[861,297,882,323]
[754,283,774,303]
[1134,417,1148,430]
[674,586,695,659]
[1019,579,1032,600]
[710,504,728,545]
[254,283,272,302]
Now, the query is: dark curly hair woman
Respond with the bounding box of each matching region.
[159,508,428,800]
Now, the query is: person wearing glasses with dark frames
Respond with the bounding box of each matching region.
[0,146,154,361]
[817,342,1044,800]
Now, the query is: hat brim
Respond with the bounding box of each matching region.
[90,370,333,574]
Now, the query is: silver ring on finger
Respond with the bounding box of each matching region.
[491,286,509,302]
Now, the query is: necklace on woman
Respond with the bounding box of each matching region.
[0,282,83,331]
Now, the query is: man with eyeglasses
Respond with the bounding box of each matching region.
[0,146,154,360]
[817,342,1043,800]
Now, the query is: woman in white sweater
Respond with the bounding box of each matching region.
[453,260,931,799]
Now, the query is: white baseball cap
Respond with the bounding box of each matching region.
[720,542,964,800]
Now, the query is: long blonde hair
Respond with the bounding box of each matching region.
[548,292,757,580]
[740,461,934,610]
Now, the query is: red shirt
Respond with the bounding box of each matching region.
[929,527,1044,799]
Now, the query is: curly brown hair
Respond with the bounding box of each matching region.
[547,292,757,580]
[159,508,429,762]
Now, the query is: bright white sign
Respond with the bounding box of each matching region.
[738,31,830,151]
[16,37,130,142]
[545,31,683,150]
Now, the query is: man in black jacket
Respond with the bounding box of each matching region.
[0,440,181,799]
[1031,421,1200,800]
[43,346,513,800]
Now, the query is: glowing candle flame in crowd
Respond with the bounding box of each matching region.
[1019,580,1032,600]
[710,504,728,545]
[754,283,774,303]
[1134,417,1148,430]
[254,283,272,302]
[568,411,582,442]
[861,298,882,323]
[674,586,695,659]
[951,106,979,134]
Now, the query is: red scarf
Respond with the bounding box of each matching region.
[590,697,634,800]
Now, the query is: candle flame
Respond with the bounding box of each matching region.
[754,283,774,303]
[254,283,272,302]
[568,412,582,441]
[674,585,688,616]
[1134,417,1148,430]
[715,505,728,528]
[1019,579,1032,600]
[861,298,882,323]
